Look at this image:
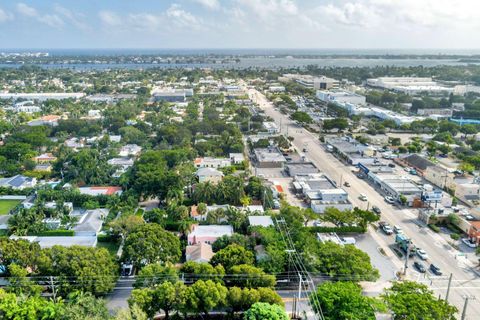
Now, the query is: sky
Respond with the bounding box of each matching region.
[0,0,479,49]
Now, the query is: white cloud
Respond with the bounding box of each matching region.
[16,3,38,17]
[54,5,89,31]
[16,3,65,29]
[99,11,122,27]
[318,0,480,29]
[193,0,220,10]
[166,4,202,28]
[0,8,14,23]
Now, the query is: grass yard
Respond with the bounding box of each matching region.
[0,199,21,215]
[97,241,120,257]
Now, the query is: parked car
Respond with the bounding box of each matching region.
[384,196,395,204]
[382,225,393,235]
[341,237,356,245]
[388,163,396,168]
[461,238,478,248]
[414,261,426,273]
[416,249,428,260]
[393,225,403,234]
[372,206,381,215]
[344,181,350,187]
[409,169,417,175]
[429,264,443,276]
[359,194,368,201]
[302,148,307,152]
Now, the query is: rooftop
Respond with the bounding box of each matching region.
[248,216,274,227]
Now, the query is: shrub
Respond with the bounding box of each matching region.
[33,229,74,236]
[450,233,460,240]
[428,224,440,233]
[308,226,366,234]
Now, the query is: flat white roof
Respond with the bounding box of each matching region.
[248,216,274,227]
[10,235,97,248]
[189,225,233,237]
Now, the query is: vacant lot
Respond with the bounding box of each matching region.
[0,199,21,215]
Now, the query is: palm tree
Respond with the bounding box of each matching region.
[178,219,194,237]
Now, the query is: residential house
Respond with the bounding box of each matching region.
[229,153,245,165]
[119,144,142,157]
[0,175,37,190]
[248,216,274,227]
[78,186,123,196]
[33,153,57,163]
[196,167,224,183]
[185,243,214,263]
[10,235,97,248]
[187,225,234,245]
[194,157,231,168]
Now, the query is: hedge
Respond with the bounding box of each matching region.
[308,226,366,234]
[428,224,440,233]
[97,234,117,243]
[32,230,75,236]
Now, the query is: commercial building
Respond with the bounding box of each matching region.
[325,136,375,165]
[253,147,287,168]
[316,90,366,105]
[395,154,434,176]
[285,162,319,176]
[416,108,453,117]
[366,77,454,95]
[279,74,339,90]
[0,92,85,101]
[294,174,352,214]
[268,86,285,92]
[263,121,279,134]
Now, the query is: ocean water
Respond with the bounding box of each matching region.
[1,48,480,70]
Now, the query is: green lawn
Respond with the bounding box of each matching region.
[0,199,21,215]
[97,241,120,257]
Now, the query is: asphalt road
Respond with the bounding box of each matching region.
[249,88,480,318]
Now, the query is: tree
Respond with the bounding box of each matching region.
[383,281,457,320]
[122,223,181,268]
[323,118,349,131]
[114,304,147,320]
[459,162,475,173]
[310,282,376,320]
[134,263,178,288]
[39,245,118,296]
[180,261,225,283]
[109,214,144,239]
[305,242,379,281]
[185,280,228,317]
[210,244,255,271]
[62,291,112,320]
[243,302,288,320]
[230,264,276,288]
[6,263,42,296]
[291,111,313,124]
[0,289,63,320]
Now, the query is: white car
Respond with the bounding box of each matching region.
[384,196,395,204]
[359,194,368,201]
[341,237,356,245]
[416,249,428,260]
[461,238,478,248]
[393,225,403,234]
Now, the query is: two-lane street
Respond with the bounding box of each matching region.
[249,88,480,318]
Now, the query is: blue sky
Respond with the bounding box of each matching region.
[0,0,479,49]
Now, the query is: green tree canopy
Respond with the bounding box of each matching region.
[122,223,181,268]
[310,281,376,320]
[382,281,457,320]
[243,302,289,320]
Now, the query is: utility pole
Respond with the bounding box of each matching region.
[445,273,453,302]
[50,276,57,300]
[403,245,410,276]
[461,296,475,320]
[297,273,303,318]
